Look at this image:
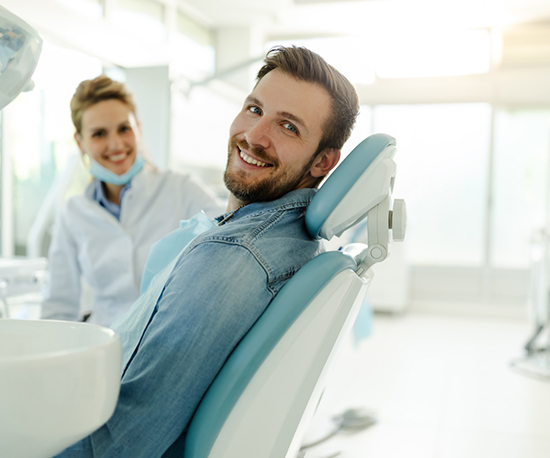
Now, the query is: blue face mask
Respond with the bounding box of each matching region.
[89,155,146,185]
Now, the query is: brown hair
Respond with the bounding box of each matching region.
[256,46,359,157]
[70,75,136,134]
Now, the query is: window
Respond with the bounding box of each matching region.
[373,103,492,266]
[171,85,239,173]
[342,105,373,158]
[0,112,5,254]
[56,0,103,18]
[267,29,490,84]
[173,11,215,80]
[491,108,550,268]
[112,0,166,41]
[2,40,101,254]
[373,29,491,78]
[265,37,375,85]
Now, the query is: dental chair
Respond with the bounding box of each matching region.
[184,133,406,458]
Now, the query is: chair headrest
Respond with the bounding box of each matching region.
[305,133,397,241]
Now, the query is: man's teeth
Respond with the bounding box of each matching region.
[109,153,127,162]
[240,150,269,167]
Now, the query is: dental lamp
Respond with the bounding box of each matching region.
[0,5,42,110]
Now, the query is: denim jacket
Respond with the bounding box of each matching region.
[56,188,322,458]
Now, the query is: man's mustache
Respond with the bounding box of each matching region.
[231,138,278,167]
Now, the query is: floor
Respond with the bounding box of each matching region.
[302,311,550,458]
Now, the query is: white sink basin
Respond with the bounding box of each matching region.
[0,319,122,458]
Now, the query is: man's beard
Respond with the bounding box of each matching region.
[223,137,316,205]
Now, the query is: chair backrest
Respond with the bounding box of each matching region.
[184,133,401,458]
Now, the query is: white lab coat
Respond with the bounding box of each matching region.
[41,167,225,327]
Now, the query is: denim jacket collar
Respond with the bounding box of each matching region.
[215,188,317,225]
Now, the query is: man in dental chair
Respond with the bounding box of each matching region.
[55,45,359,458]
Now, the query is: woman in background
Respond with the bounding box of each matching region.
[41,75,224,327]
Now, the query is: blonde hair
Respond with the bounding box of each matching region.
[70,75,136,134]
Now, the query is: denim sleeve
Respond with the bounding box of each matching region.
[55,241,273,457]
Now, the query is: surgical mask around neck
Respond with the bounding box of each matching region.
[89,155,145,185]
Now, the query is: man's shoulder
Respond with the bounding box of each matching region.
[192,197,321,290]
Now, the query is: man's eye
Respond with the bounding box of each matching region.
[120,125,131,133]
[92,131,105,138]
[249,106,262,115]
[283,123,298,134]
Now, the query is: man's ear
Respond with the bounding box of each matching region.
[309,148,341,178]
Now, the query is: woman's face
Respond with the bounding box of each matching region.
[76,99,140,175]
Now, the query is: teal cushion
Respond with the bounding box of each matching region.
[184,251,357,458]
[306,133,396,239]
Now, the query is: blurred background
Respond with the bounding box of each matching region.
[2,1,550,456]
[2,0,550,318]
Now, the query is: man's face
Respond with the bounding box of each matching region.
[224,69,333,205]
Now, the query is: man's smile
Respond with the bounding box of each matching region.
[237,146,274,168]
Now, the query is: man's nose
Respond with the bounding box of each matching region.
[245,118,271,150]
